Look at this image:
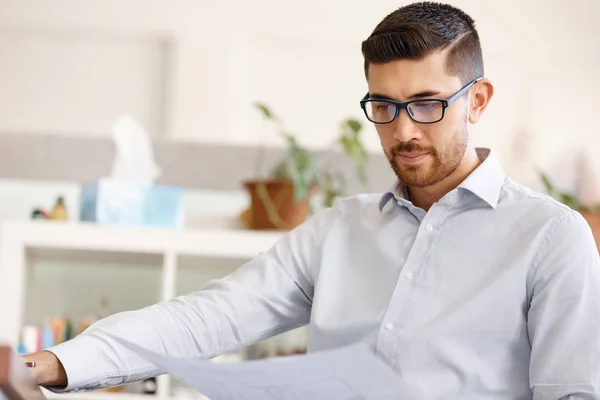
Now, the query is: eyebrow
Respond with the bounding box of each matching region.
[369,90,441,101]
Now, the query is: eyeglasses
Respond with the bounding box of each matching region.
[359,77,482,125]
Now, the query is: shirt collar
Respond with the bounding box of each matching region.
[379,181,409,213]
[379,147,505,212]
[457,148,505,209]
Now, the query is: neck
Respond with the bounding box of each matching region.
[408,148,481,211]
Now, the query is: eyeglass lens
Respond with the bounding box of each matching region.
[365,100,444,123]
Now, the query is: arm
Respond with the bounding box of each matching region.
[528,210,600,399]
[28,208,332,392]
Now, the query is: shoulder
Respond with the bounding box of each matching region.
[328,193,388,220]
[498,181,598,287]
[500,179,598,265]
[495,179,596,260]
[500,178,574,218]
[304,192,388,232]
[332,192,386,210]
[498,178,588,234]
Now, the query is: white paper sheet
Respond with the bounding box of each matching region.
[109,335,426,400]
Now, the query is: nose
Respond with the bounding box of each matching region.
[392,107,422,143]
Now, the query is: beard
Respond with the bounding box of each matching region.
[384,126,468,188]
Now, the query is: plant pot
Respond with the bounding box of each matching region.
[581,211,600,253]
[242,178,312,230]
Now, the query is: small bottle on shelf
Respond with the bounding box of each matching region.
[50,196,69,221]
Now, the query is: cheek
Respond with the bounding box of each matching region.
[418,126,441,149]
[426,118,462,151]
[375,125,395,147]
[443,104,468,129]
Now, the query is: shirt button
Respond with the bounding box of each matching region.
[385,322,394,330]
[405,272,413,280]
[425,224,434,231]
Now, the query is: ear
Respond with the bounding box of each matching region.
[468,78,494,124]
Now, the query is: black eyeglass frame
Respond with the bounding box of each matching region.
[359,77,482,125]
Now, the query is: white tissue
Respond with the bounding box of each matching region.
[109,115,161,184]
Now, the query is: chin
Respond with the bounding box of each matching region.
[396,169,433,187]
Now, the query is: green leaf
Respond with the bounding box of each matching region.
[344,119,362,134]
[538,171,555,196]
[270,138,317,202]
[283,133,297,145]
[254,102,277,121]
[338,131,369,185]
[271,159,288,178]
[559,192,580,210]
[318,170,346,207]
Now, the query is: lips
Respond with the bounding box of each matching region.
[399,153,427,158]
[396,152,428,164]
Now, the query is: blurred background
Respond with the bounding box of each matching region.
[0,0,599,398]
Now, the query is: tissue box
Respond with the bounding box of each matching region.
[80,179,184,228]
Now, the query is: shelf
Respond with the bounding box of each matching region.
[1,220,283,259]
[0,220,288,397]
[43,387,209,399]
[44,391,166,400]
[23,257,163,329]
[27,247,164,266]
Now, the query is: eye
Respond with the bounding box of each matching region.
[412,101,439,111]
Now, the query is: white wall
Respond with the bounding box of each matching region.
[0,0,598,189]
[0,31,168,137]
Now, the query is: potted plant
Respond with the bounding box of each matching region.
[539,171,600,251]
[241,103,369,230]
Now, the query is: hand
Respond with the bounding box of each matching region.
[22,351,68,387]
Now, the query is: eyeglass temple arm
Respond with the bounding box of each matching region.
[446,77,482,105]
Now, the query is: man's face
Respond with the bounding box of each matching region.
[367,51,472,188]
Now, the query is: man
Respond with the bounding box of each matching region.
[25,2,600,398]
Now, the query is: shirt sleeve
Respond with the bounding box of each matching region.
[46,207,334,393]
[528,210,600,399]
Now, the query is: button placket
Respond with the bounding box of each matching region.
[377,204,452,365]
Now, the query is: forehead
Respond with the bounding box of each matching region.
[366,50,462,99]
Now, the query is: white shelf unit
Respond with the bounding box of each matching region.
[0,220,283,398]
[42,389,176,400]
[42,388,211,400]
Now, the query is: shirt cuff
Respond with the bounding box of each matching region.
[44,334,106,393]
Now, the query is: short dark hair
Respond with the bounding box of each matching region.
[361,2,483,85]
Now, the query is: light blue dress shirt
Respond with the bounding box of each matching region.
[50,148,600,399]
